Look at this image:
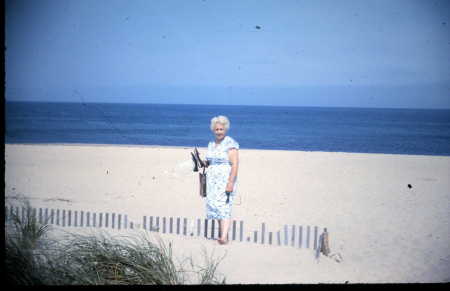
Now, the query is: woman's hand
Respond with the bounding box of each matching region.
[225,182,234,193]
[226,148,239,193]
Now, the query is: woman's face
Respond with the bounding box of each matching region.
[214,123,227,141]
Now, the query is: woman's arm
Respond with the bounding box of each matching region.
[226,148,239,192]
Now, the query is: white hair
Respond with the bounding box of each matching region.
[210,115,230,131]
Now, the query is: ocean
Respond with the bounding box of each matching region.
[5,101,450,156]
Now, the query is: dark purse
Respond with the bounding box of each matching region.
[199,167,207,197]
[191,147,208,197]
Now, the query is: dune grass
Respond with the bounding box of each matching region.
[5,202,52,285]
[5,202,226,285]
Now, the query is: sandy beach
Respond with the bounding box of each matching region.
[5,143,450,283]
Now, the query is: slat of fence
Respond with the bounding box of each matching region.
[80,211,84,227]
[261,223,266,244]
[56,209,60,226]
[51,209,55,225]
[291,225,296,247]
[314,226,318,250]
[105,213,109,228]
[298,226,303,248]
[284,225,288,246]
[306,226,311,248]
[239,221,244,242]
[99,213,103,228]
[210,219,215,239]
[86,212,90,227]
[68,210,72,227]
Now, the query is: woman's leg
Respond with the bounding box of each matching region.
[218,218,230,244]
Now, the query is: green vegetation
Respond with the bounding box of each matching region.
[5,203,226,285]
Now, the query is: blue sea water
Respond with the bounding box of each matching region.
[5,101,450,156]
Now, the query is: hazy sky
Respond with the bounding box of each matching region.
[5,0,450,108]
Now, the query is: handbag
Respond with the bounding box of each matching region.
[191,147,208,197]
[199,167,207,197]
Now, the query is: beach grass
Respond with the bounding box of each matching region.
[5,201,52,285]
[5,202,226,285]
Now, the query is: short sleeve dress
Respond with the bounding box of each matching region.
[205,136,240,219]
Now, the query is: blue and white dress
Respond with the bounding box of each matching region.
[205,136,239,219]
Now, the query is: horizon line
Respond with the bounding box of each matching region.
[5,99,450,110]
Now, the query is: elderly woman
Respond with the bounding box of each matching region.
[205,115,239,245]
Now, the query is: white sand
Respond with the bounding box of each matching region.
[5,143,450,283]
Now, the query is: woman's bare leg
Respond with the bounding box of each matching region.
[218,218,230,244]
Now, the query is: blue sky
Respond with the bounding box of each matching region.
[5,0,450,108]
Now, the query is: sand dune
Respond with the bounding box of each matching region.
[5,143,450,283]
